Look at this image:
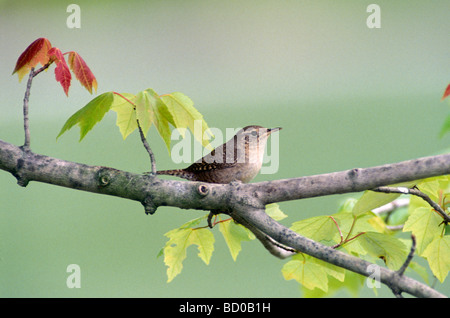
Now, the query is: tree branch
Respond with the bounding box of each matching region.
[255,155,450,205]
[229,206,444,298]
[1,138,449,297]
[373,186,450,223]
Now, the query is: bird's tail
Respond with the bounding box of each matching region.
[155,169,194,181]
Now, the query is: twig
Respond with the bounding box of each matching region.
[137,119,156,175]
[386,224,404,231]
[21,63,52,150]
[22,68,35,150]
[373,186,450,224]
[371,198,410,215]
[398,234,416,277]
[371,198,409,231]
[390,234,417,298]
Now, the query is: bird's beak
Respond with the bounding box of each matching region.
[267,127,282,135]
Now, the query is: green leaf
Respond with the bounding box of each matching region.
[57,92,114,141]
[189,228,215,264]
[311,257,345,282]
[110,93,137,139]
[109,89,175,151]
[330,211,382,255]
[338,198,358,213]
[302,272,363,298]
[161,92,213,150]
[135,89,175,152]
[163,227,191,283]
[422,235,450,283]
[416,178,440,202]
[353,192,401,217]
[282,255,329,292]
[403,206,443,254]
[357,232,408,270]
[291,215,338,245]
[163,216,214,282]
[265,203,287,221]
[219,218,253,261]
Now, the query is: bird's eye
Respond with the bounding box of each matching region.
[251,131,257,137]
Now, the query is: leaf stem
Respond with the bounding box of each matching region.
[331,215,365,249]
[328,216,344,245]
[194,216,232,230]
[344,216,357,243]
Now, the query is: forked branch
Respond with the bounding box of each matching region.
[0,140,448,297]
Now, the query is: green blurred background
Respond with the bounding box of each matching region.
[1,0,449,297]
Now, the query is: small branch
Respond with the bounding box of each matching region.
[371,198,409,231]
[386,224,404,231]
[33,62,52,77]
[136,119,156,175]
[390,234,417,298]
[22,67,35,150]
[398,235,416,277]
[21,62,52,151]
[373,186,450,224]
[371,198,410,215]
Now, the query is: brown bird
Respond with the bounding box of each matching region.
[155,125,295,258]
[156,125,281,184]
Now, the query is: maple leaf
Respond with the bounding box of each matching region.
[110,93,138,139]
[161,92,213,150]
[162,217,214,282]
[403,205,443,254]
[442,84,450,101]
[67,51,98,94]
[57,92,114,141]
[219,219,253,261]
[12,37,52,81]
[357,232,407,270]
[48,47,72,96]
[282,254,329,292]
[422,235,450,283]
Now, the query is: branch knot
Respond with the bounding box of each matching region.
[97,168,112,187]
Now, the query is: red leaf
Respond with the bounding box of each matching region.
[67,51,98,94]
[442,84,450,101]
[12,37,52,81]
[48,47,72,96]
